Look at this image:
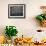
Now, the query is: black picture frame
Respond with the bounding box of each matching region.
[8,4,25,18]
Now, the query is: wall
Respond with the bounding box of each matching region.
[0,0,46,40]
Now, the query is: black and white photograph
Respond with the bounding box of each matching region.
[8,4,25,18]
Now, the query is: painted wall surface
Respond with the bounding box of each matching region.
[0,0,46,41]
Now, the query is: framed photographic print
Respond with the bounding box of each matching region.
[8,4,25,18]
